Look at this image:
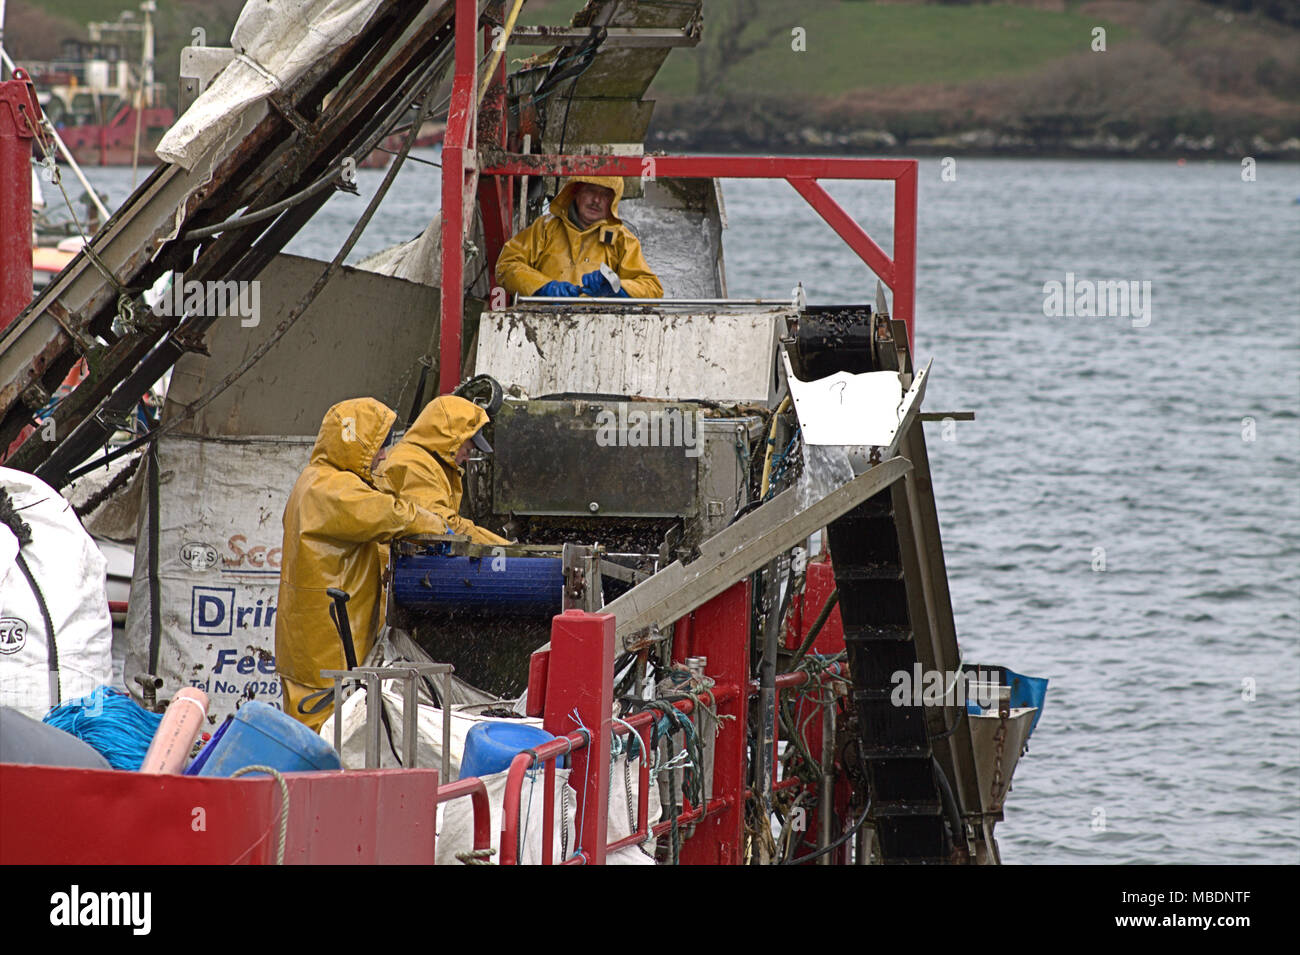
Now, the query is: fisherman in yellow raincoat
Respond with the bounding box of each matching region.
[276,398,446,729]
[495,175,663,299]
[378,395,510,546]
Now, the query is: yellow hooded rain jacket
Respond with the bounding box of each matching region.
[378,395,510,546]
[495,175,663,299]
[275,398,446,729]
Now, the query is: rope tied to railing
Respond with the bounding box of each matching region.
[567,708,592,861]
[455,847,497,865]
[620,693,708,865]
[780,652,849,788]
[609,716,643,761]
[610,716,643,838]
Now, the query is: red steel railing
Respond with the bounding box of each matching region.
[434,775,492,860]
[495,632,843,865]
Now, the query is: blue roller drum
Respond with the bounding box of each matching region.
[392,554,564,616]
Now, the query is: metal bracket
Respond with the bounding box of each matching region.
[171,329,212,356]
[47,300,102,355]
[93,407,136,432]
[562,542,602,612]
[267,90,316,140]
[19,383,51,413]
[320,663,455,780]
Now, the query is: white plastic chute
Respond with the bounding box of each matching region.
[782,352,932,449]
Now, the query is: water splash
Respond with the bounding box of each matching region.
[796,443,858,511]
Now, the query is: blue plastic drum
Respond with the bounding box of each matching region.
[196,701,341,777]
[459,721,556,780]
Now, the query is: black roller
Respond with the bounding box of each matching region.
[794,305,875,379]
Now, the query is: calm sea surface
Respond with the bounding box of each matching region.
[76,154,1300,864]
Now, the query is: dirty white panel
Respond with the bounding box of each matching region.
[477,309,791,403]
[163,254,439,437]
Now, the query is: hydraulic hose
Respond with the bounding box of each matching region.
[759,395,792,499]
[932,754,965,853]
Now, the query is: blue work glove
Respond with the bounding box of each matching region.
[535,280,582,297]
[580,270,629,298]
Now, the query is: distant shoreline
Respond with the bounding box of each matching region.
[647,127,1300,162]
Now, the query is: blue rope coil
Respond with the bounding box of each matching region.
[43,686,164,770]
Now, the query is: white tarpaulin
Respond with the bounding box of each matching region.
[1,468,114,718]
[157,0,385,170]
[125,435,313,722]
[356,214,443,287]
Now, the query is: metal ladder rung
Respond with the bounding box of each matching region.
[870,800,945,817]
[844,624,913,643]
[832,564,904,581]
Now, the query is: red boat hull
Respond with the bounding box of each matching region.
[0,763,439,864]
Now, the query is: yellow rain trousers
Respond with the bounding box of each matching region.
[495,175,664,299]
[276,398,447,730]
[378,395,510,546]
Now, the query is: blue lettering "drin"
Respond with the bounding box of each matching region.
[191,587,277,637]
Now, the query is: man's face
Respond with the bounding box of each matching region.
[455,438,472,467]
[572,183,614,228]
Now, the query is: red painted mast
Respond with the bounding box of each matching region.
[0,67,39,331]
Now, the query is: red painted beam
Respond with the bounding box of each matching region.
[892,162,918,351]
[787,177,896,288]
[672,580,751,866]
[476,9,511,298]
[482,154,915,180]
[438,0,480,395]
[477,175,511,295]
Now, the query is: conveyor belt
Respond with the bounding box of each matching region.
[804,309,981,863]
[827,469,949,862]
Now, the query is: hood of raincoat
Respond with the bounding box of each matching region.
[402,395,490,467]
[309,397,396,484]
[549,175,625,225]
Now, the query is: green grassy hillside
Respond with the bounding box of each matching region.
[649,3,1129,95]
[8,0,1298,156]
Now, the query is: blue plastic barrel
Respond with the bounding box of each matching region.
[459,721,555,780]
[196,701,341,777]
